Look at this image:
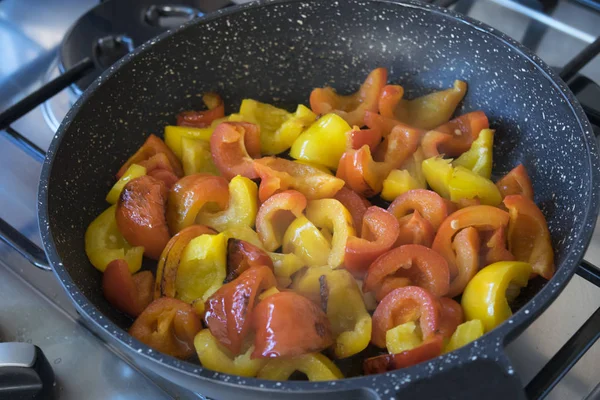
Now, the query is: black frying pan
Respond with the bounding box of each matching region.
[22,0,600,398]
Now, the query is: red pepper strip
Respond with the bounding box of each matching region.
[364,334,444,374]
[129,297,202,359]
[364,110,406,138]
[345,206,400,278]
[395,211,435,248]
[371,286,441,348]
[136,152,180,189]
[252,291,334,358]
[226,239,274,283]
[377,277,412,302]
[346,126,382,151]
[378,84,404,119]
[480,226,515,266]
[432,205,509,278]
[116,176,171,260]
[256,190,307,251]
[166,173,230,234]
[496,164,534,200]
[310,67,387,126]
[117,134,183,179]
[447,227,480,297]
[372,124,422,163]
[333,186,371,232]
[364,245,450,302]
[388,189,450,231]
[210,121,261,180]
[205,265,277,354]
[454,198,481,209]
[504,195,555,280]
[421,111,489,158]
[148,168,179,190]
[176,92,225,128]
[253,157,344,202]
[103,259,153,317]
[437,298,464,339]
[155,225,216,299]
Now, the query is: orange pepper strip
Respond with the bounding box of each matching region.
[210,122,261,180]
[364,334,443,374]
[481,226,515,265]
[346,126,382,151]
[388,189,450,231]
[378,84,404,119]
[176,92,225,128]
[395,211,435,248]
[310,68,387,126]
[437,297,464,339]
[333,186,371,232]
[496,164,534,200]
[226,239,274,283]
[117,134,183,179]
[255,190,307,251]
[421,111,489,158]
[504,195,555,280]
[345,206,400,278]
[448,227,481,297]
[103,259,153,317]
[364,110,407,138]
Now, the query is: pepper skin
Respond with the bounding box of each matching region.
[103,259,153,317]
[444,319,484,353]
[257,353,343,381]
[453,129,494,179]
[388,189,450,231]
[255,190,307,251]
[380,147,427,201]
[421,111,489,158]
[117,134,183,179]
[282,216,331,268]
[181,137,221,176]
[210,121,261,180]
[437,297,464,339]
[106,164,147,204]
[448,226,481,297]
[364,335,444,375]
[176,92,225,128]
[496,164,534,200]
[164,124,214,161]
[226,239,273,283]
[334,186,371,232]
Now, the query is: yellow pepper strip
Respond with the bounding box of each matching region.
[462,261,532,332]
[382,170,423,202]
[105,164,147,204]
[257,353,343,381]
[258,286,280,301]
[292,266,371,358]
[386,321,422,354]
[176,233,227,303]
[181,137,220,176]
[305,199,355,268]
[222,226,263,247]
[422,156,453,199]
[448,166,502,206]
[85,205,144,273]
[444,319,484,353]
[164,125,214,160]
[294,160,333,175]
[453,129,494,179]
[282,216,331,268]
[290,113,352,170]
[194,330,265,377]
[356,279,378,312]
[196,175,258,232]
[268,252,305,288]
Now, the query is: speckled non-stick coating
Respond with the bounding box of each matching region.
[38,0,599,398]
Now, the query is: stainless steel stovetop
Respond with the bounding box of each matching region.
[1,0,600,399]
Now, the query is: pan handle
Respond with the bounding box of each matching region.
[0,218,50,271]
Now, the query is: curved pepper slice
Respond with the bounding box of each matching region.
[166,173,230,234]
[255,190,307,251]
[194,329,265,377]
[448,166,502,206]
[223,226,263,248]
[334,186,371,232]
[395,211,435,248]
[226,239,273,283]
[282,216,331,267]
[268,252,305,288]
[117,134,183,179]
[345,206,400,278]
[103,259,153,317]
[432,205,509,277]
[106,164,147,204]
[364,335,444,375]
[306,199,355,268]
[205,265,277,354]
[257,353,343,381]
[385,321,421,354]
[504,195,555,279]
[252,291,334,358]
[116,176,170,260]
[165,124,214,160]
[155,224,216,300]
[292,266,372,358]
[364,245,450,301]
[210,121,261,180]
[347,125,382,152]
[462,261,532,332]
[254,157,345,201]
[448,226,481,297]
[438,297,464,339]
[444,319,484,353]
[129,297,202,359]
[176,92,225,128]
[381,148,427,201]
[371,286,441,348]
[290,113,352,169]
[388,189,450,231]
[310,67,387,126]
[85,205,144,273]
[421,111,489,158]
[364,110,407,137]
[422,156,453,199]
[453,129,494,179]
[196,175,258,232]
[481,226,515,266]
[496,164,534,200]
[181,137,221,176]
[378,84,404,119]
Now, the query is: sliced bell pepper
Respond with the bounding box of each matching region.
[115,176,170,260]
[258,286,280,301]
[117,134,183,179]
[481,226,515,265]
[380,146,427,201]
[462,261,532,332]
[257,353,343,381]
[305,199,355,268]
[252,291,334,358]
[496,164,534,200]
[448,227,480,297]
[254,156,345,201]
[85,205,144,273]
[268,252,305,288]
[106,164,147,204]
[194,329,265,377]
[210,121,261,180]
[181,137,221,176]
[176,92,225,128]
[438,297,464,339]
[378,84,404,119]
[292,266,372,358]
[395,211,435,248]
[444,319,484,353]
[385,321,421,354]
[387,189,450,231]
[448,166,502,206]
[334,186,371,232]
[345,206,400,278]
[504,195,555,280]
[364,334,444,375]
[364,110,407,138]
[102,259,153,317]
[310,67,387,126]
[165,124,214,160]
[347,125,383,151]
[421,111,489,158]
[363,245,450,301]
[226,239,273,283]
[129,297,202,359]
[166,173,230,234]
[205,265,277,354]
[453,129,494,179]
[422,156,453,199]
[282,216,331,268]
[255,190,307,251]
[223,226,263,248]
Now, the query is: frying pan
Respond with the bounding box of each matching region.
[6,0,600,398]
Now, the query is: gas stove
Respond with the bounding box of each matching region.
[0,0,600,399]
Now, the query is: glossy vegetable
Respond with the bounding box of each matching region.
[363,335,444,374]
[421,111,489,158]
[181,137,221,176]
[380,148,426,201]
[453,129,494,179]
[444,319,484,353]
[496,164,534,199]
[256,190,307,251]
[226,239,273,283]
[385,321,421,354]
[102,259,153,317]
[164,124,214,160]
[282,216,331,267]
[117,134,183,179]
[334,186,371,232]
[257,353,343,381]
[106,164,147,204]
[176,92,225,128]
[210,121,261,180]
